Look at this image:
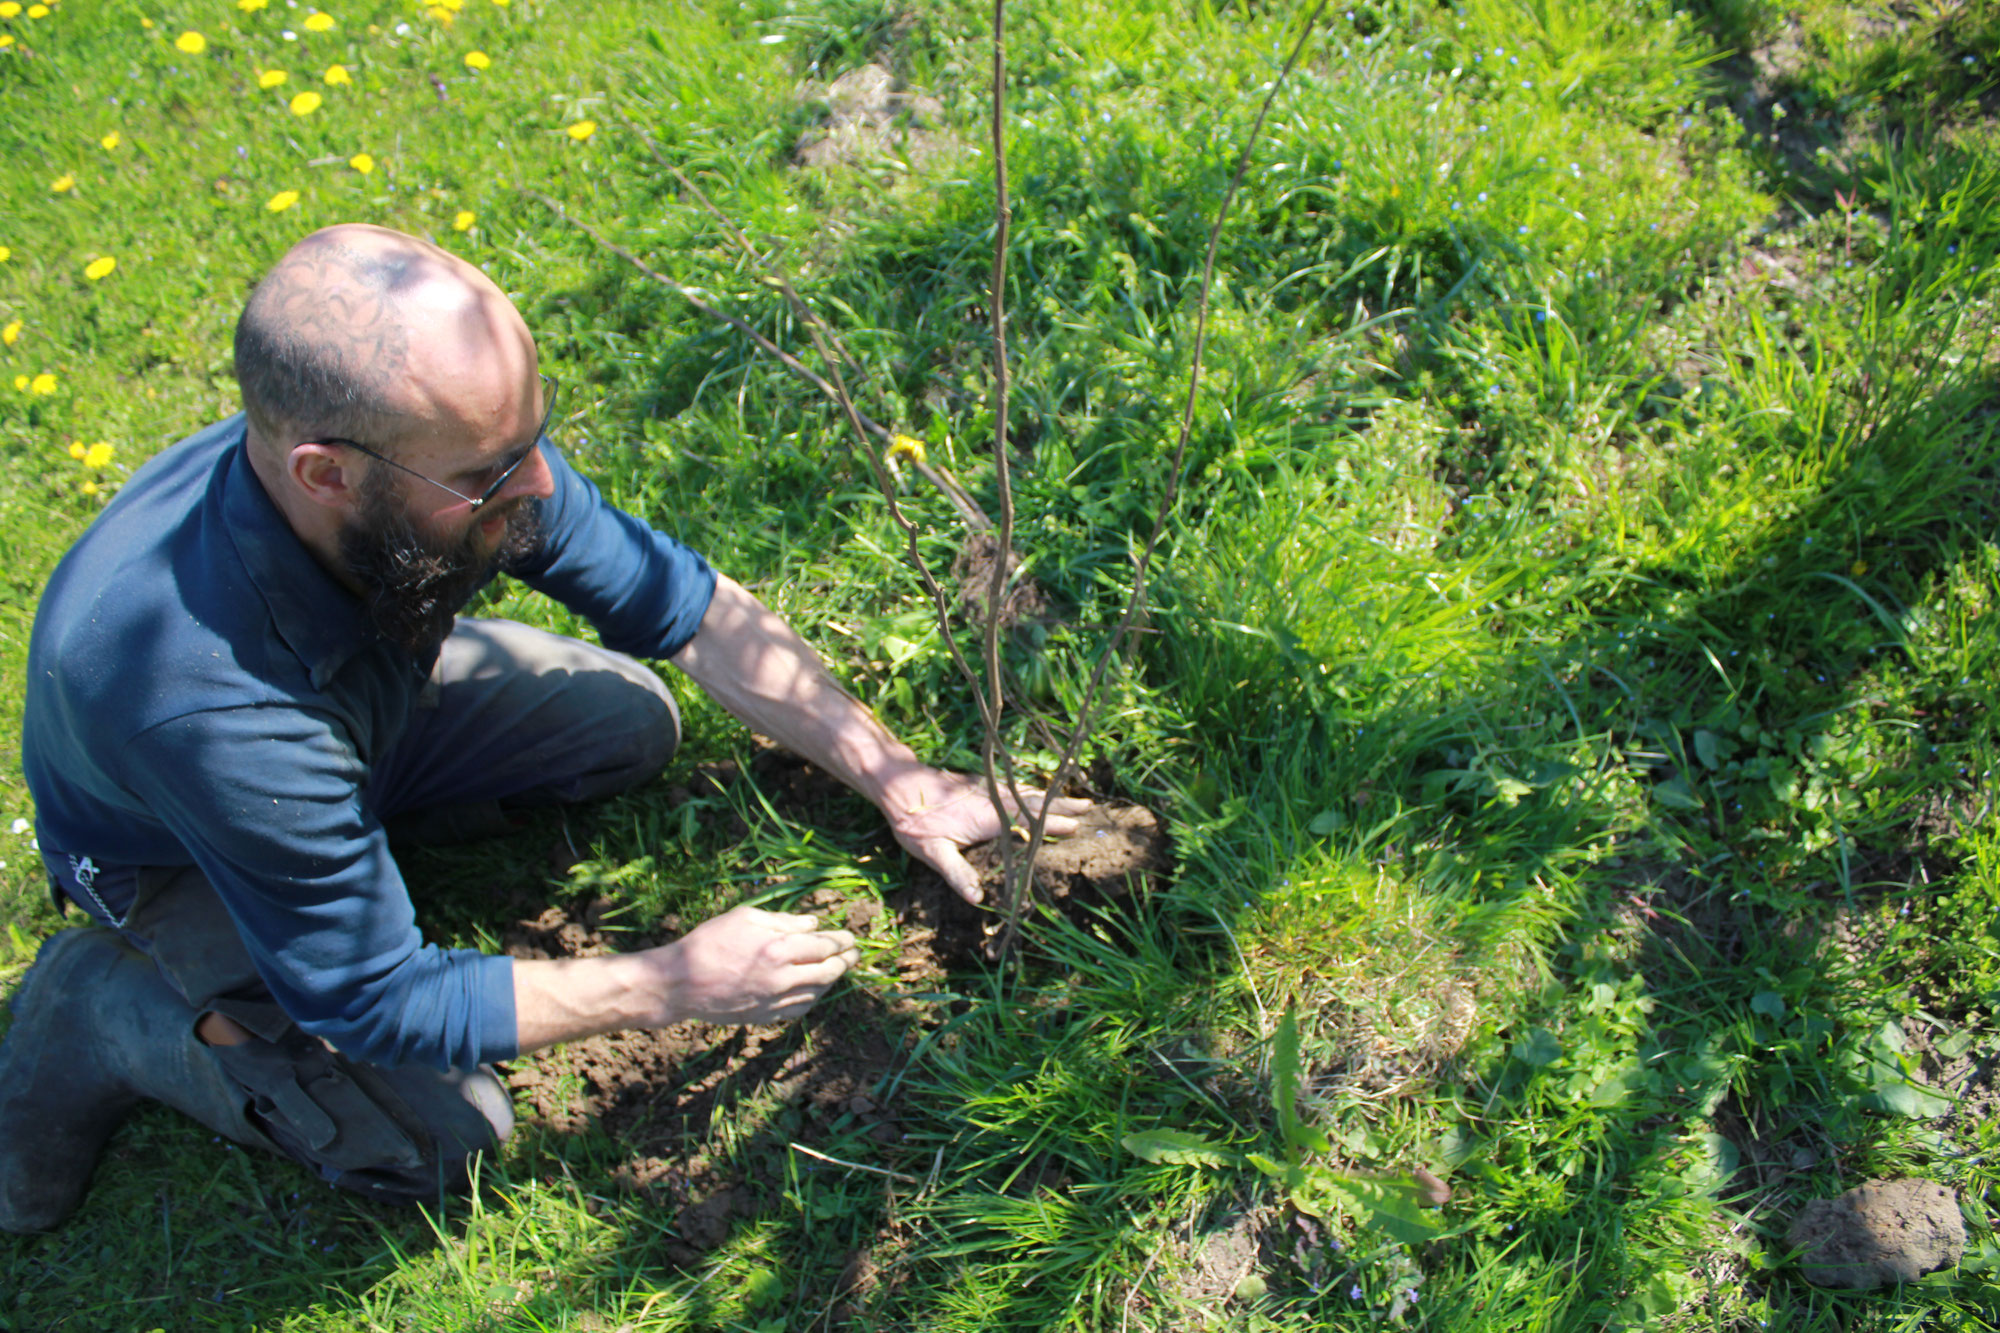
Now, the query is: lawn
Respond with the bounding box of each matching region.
[3,0,1999,1329]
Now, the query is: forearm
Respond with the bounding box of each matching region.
[512,954,671,1055]
[670,574,930,812]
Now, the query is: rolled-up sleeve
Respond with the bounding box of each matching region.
[512,443,717,660]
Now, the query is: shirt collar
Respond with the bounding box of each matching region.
[219,419,393,690]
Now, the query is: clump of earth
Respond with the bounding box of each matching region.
[793,63,958,173]
[497,750,1167,1264]
[1788,1178,1965,1289]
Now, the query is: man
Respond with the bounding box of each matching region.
[0,224,1080,1232]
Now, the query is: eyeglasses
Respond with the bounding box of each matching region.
[315,373,559,511]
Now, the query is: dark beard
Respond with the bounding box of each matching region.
[338,470,541,657]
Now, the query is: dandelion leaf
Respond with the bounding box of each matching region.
[1121,1129,1238,1168]
[1272,1005,1306,1151]
[1293,1170,1445,1247]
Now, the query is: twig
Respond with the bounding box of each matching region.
[788,1141,924,1186]
[651,155,992,533]
[1119,1237,1166,1333]
[525,184,1007,748]
[522,189,858,420]
[610,104,997,532]
[984,0,1027,947]
[992,0,1334,957]
[606,102,1038,872]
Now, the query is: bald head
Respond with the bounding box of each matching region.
[234,224,537,458]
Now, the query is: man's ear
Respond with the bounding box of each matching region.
[287,442,362,512]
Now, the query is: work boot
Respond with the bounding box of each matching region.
[0,926,274,1233]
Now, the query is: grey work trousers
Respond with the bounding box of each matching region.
[102,618,680,1203]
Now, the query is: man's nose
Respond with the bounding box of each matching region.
[498,441,557,504]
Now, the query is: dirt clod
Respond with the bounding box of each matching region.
[964,803,1168,906]
[1788,1178,1965,1288]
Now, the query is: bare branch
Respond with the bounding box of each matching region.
[983,0,1030,941]
[526,185,1005,742]
[991,0,1333,957]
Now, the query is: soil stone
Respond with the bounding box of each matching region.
[1788,1178,1965,1289]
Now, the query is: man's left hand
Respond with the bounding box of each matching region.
[886,768,1092,905]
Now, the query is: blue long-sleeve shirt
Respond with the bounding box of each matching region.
[22,416,716,1069]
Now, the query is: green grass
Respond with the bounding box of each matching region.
[5,0,2000,1328]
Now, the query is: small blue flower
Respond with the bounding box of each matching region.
[1350,1284,1365,1300]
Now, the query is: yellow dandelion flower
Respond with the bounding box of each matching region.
[566,120,597,141]
[175,31,207,54]
[140,16,152,27]
[82,480,99,496]
[27,3,48,16]
[304,12,333,31]
[50,174,74,193]
[100,131,121,150]
[463,50,490,70]
[2,321,19,346]
[491,0,508,6]
[238,0,269,11]
[30,373,56,395]
[258,69,288,88]
[289,91,322,116]
[68,442,85,459]
[0,4,21,17]
[83,442,115,469]
[441,0,464,9]
[349,152,375,174]
[0,36,14,49]
[426,6,453,23]
[323,64,350,85]
[83,256,116,281]
[452,211,475,232]
[265,189,300,212]
[12,375,27,392]
[0,247,11,262]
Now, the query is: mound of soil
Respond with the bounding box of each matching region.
[793,63,958,174]
[965,803,1166,904]
[497,752,1169,1262]
[1788,1178,1965,1289]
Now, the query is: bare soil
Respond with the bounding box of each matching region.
[497,751,1169,1262]
[793,63,960,175]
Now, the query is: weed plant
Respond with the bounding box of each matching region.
[3,0,1999,1329]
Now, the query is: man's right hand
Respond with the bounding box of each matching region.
[649,904,859,1026]
[512,905,858,1053]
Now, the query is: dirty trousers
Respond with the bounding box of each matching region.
[88,618,679,1203]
